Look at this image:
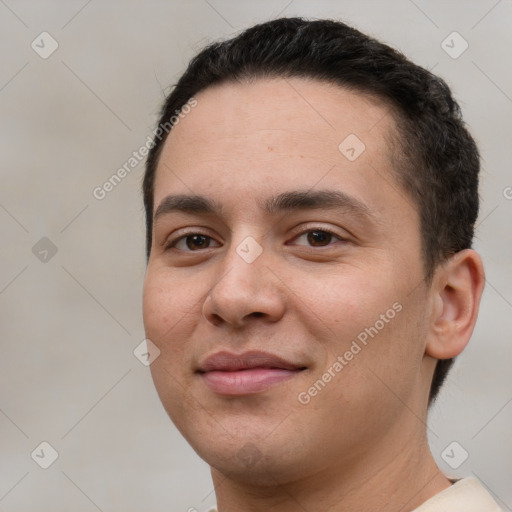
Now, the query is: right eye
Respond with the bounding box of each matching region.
[165,232,221,252]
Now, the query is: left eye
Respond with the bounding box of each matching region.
[292,229,343,247]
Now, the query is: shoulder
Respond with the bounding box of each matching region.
[412,477,502,512]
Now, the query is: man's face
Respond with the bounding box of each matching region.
[143,78,434,483]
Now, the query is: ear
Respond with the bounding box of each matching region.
[425,249,485,359]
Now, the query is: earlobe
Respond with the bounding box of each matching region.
[425,249,485,360]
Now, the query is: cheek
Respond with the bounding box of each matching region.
[142,269,202,384]
[143,267,200,339]
[143,269,201,422]
[294,267,394,343]
[293,268,419,395]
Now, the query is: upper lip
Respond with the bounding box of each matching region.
[196,351,306,373]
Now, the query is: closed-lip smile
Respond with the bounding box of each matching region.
[196,350,306,395]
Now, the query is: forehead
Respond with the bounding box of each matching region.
[162,77,395,153]
[154,77,404,219]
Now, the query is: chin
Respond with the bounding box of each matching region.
[181,424,313,486]
[205,444,309,487]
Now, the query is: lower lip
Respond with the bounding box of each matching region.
[200,368,302,395]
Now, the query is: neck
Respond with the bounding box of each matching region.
[211,425,451,512]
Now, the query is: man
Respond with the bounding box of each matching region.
[141,17,500,511]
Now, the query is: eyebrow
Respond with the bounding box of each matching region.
[153,189,375,223]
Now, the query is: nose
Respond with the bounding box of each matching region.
[202,237,286,328]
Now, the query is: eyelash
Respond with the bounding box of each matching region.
[165,227,346,252]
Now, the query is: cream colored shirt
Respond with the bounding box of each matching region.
[205,477,502,511]
[411,477,502,511]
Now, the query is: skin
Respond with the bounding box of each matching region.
[142,77,485,511]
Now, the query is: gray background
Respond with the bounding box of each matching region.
[0,1,510,510]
